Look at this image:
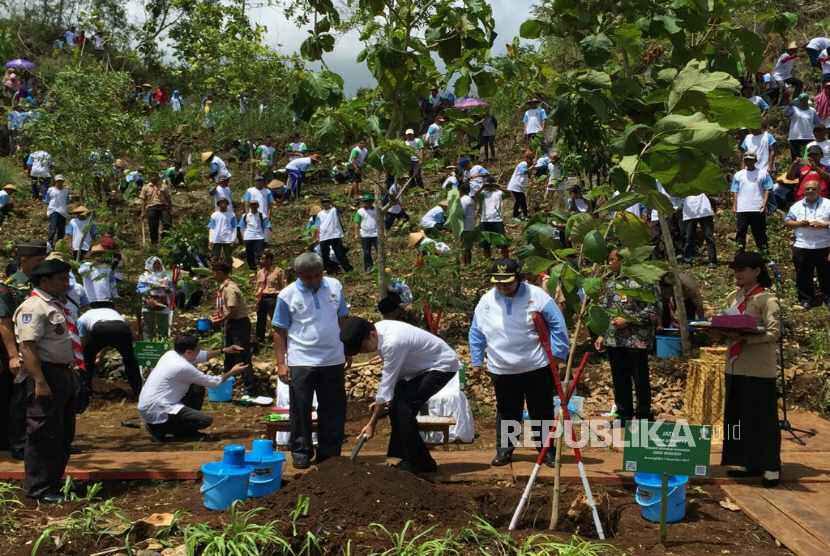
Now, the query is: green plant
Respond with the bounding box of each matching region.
[369,520,460,556]
[289,494,311,537]
[0,482,22,533]
[60,476,104,502]
[32,498,131,555]
[183,501,290,556]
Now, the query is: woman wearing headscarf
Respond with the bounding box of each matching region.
[137,256,174,340]
[170,90,183,112]
[815,77,830,128]
[708,252,781,488]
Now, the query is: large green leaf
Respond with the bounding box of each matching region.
[705,89,762,130]
[619,245,655,263]
[621,262,666,285]
[525,222,561,253]
[736,29,764,73]
[653,112,731,155]
[454,72,472,98]
[586,305,610,335]
[613,124,651,155]
[519,19,543,39]
[524,255,556,274]
[580,33,613,67]
[575,70,612,90]
[473,70,498,97]
[667,60,739,113]
[599,191,643,214]
[612,211,651,247]
[663,155,726,196]
[445,187,464,238]
[565,213,598,242]
[613,23,643,61]
[582,277,603,298]
[583,230,608,264]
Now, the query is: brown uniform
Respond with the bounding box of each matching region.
[217,280,254,395]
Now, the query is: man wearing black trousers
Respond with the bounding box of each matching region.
[731,152,774,252]
[342,317,459,475]
[77,307,142,399]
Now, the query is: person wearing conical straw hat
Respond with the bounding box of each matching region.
[201,150,231,183]
[64,206,98,259]
[0,184,17,222]
[772,41,803,100]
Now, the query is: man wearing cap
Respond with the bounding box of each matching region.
[404,129,425,189]
[0,241,46,457]
[786,144,830,200]
[44,175,69,250]
[64,206,98,259]
[272,252,350,469]
[139,175,172,245]
[479,177,510,259]
[202,151,231,183]
[255,137,276,168]
[522,99,547,145]
[347,139,369,197]
[313,196,352,273]
[732,152,774,252]
[79,244,121,308]
[0,184,17,223]
[285,153,320,200]
[426,115,444,150]
[13,258,79,502]
[209,176,234,212]
[342,317,460,474]
[469,259,569,467]
[208,197,237,265]
[785,93,820,160]
[785,179,830,309]
[441,166,459,190]
[772,42,803,100]
[26,148,51,200]
[238,199,271,270]
[353,193,378,272]
[419,201,448,232]
[242,175,276,221]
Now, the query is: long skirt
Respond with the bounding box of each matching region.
[721,374,781,473]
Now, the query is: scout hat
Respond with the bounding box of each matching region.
[407,231,426,248]
[29,258,71,281]
[70,205,90,216]
[200,151,214,163]
[339,317,374,357]
[2,183,17,191]
[89,243,109,255]
[490,258,521,284]
[361,192,375,202]
[16,241,47,257]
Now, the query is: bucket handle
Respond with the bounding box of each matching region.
[201,474,231,495]
[635,485,681,508]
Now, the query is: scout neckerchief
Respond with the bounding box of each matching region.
[728,284,765,362]
[30,289,85,370]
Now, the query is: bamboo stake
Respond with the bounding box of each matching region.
[550,295,589,530]
[658,215,691,353]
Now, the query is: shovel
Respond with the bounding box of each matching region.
[350,434,369,462]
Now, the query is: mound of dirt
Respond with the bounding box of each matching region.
[259,457,476,531]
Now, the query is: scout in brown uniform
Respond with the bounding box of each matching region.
[13,259,77,502]
[211,261,257,399]
[139,175,172,245]
[253,250,286,347]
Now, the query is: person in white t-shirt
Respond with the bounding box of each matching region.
[784,180,830,308]
[441,166,459,190]
[817,48,830,79]
[681,194,717,267]
[545,151,563,200]
[353,193,379,272]
[522,99,547,144]
[209,176,234,212]
[238,200,271,270]
[741,83,770,113]
[805,37,830,71]
[64,205,98,259]
[347,140,369,197]
[459,182,477,265]
[45,175,69,249]
[242,175,276,220]
[207,198,237,265]
[479,178,509,259]
[565,185,590,213]
[731,152,774,252]
[507,151,534,221]
[285,153,320,200]
[26,149,52,200]
[426,116,444,149]
[419,201,447,231]
[313,196,352,273]
[341,317,460,474]
[772,41,803,99]
[785,93,821,159]
[740,126,777,172]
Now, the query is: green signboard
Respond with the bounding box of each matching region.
[134,341,169,368]
[623,421,712,477]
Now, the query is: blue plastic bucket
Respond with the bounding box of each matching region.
[208,376,235,402]
[634,473,688,523]
[222,444,246,466]
[656,335,682,358]
[196,318,213,333]
[200,461,252,510]
[244,439,286,498]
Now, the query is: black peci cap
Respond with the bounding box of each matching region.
[339,317,374,357]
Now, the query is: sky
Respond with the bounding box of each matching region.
[246,0,536,95]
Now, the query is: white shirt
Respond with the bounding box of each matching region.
[45,187,69,217]
[355,207,378,238]
[807,37,830,51]
[786,106,819,141]
[208,210,238,244]
[469,165,489,196]
[547,163,562,189]
[258,144,276,164]
[785,197,830,249]
[426,123,442,147]
[242,187,274,218]
[272,277,348,367]
[0,191,9,208]
[820,48,830,76]
[79,262,119,303]
[741,132,776,171]
[731,168,773,213]
[374,320,460,404]
[77,307,125,338]
[420,206,445,229]
[649,181,682,222]
[67,217,96,251]
[387,183,403,215]
[138,350,219,424]
[772,52,796,81]
[286,157,314,172]
[210,156,231,181]
[460,195,476,231]
[567,198,590,213]
[239,211,270,241]
[315,207,343,241]
[481,189,503,223]
[523,108,547,134]
[806,139,830,167]
[442,175,459,189]
[507,161,530,193]
[28,151,51,177]
[211,185,233,211]
[682,194,714,221]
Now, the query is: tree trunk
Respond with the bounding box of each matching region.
[658,215,691,353]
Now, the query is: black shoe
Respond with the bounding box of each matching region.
[543,449,557,468]
[762,477,780,488]
[292,454,312,469]
[38,492,65,504]
[727,468,762,478]
[490,451,512,467]
[397,460,438,474]
[145,424,166,443]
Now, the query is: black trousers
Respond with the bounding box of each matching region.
[481,135,495,160]
[256,295,277,344]
[288,364,346,460]
[0,361,10,450]
[722,374,781,473]
[224,318,254,393]
[24,363,77,498]
[608,347,652,423]
[683,216,717,263]
[384,210,409,230]
[83,320,142,397]
[388,370,454,471]
[211,243,233,265]
[8,380,26,458]
[511,191,528,219]
[360,237,378,271]
[47,213,66,247]
[736,211,768,252]
[147,385,212,438]
[320,238,352,273]
[489,366,555,454]
[146,206,171,245]
[244,239,265,270]
[792,246,830,304]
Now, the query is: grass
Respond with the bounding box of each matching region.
[0,482,22,533]
[183,501,291,556]
[31,497,131,555]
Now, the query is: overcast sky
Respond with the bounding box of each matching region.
[246,0,536,94]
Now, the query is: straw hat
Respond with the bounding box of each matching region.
[267,179,285,189]
[114,158,127,169]
[787,41,798,50]
[89,243,108,255]
[70,205,90,216]
[776,172,799,186]
[407,231,426,248]
[438,200,449,209]
[200,151,214,163]
[2,183,17,191]
[308,205,322,217]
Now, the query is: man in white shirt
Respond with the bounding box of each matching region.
[78,306,142,398]
[441,166,459,190]
[681,194,717,267]
[64,206,97,259]
[459,183,477,265]
[507,152,533,221]
[238,199,271,270]
[468,163,490,197]
[242,175,276,220]
[79,244,121,307]
[26,149,52,200]
[347,140,369,197]
[313,196,352,273]
[272,252,350,468]
[202,151,232,183]
[208,197,237,265]
[209,176,234,212]
[45,175,69,249]
[285,153,320,200]
[419,201,447,231]
[522,99,547,144]
[740,126,777,172]
[341,317,459,474]
[772,41,803,99]
[805,37,830,71]
[479,178,510,259]
[138,335,247,441]
[353,193,378,272]
[404,129,425,188]
[784,180,830,308]
[426,116,444,149]
[731,152,774,252]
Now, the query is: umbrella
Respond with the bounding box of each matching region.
[5,59,35,71]
[454,97,489,110]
